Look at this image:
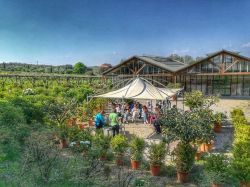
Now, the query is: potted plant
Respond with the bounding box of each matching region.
[93,132,111,161]
[148,141,166,176]
[174,143,195,183]
[58,125,68,148]
[199,140,215,152]
[129,136,145,170]
[111,134,128,166]
[161,108,214,183]
[204,154,228,187]
[212,112,226,133]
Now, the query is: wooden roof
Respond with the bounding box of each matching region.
[102,55,187,75]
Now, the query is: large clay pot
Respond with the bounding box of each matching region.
[199,141,214,152]
[177,171,188,183]
[59,139,68,149]
[240,181,250,187]
[211,183,222,187]
[150,165,161,176]
[214,122,222,133]
[195,151,202,160]
[116,154,124,166]
[131,160,140,170]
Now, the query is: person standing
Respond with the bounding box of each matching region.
[123,103,130,124]
[95,110,105,129]
[142,105,149,124]
[132,104,139,123]
[153,107,162,134]
[109,109,119,137]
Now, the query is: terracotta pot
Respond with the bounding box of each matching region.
[240,181,250,187]
[211,183,222,187]
[100,155,107,161]
[88,118,94,126]
[131,160,140,170]
[214,122,222,133]
[59,139,67,149]
[195,151,202,160]
[199,142,214,152]
[116,155,124,166]
[177,171,189,183]
[150,165,161,176]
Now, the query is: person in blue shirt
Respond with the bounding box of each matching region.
[95,110,105,129]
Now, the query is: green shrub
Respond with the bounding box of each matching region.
[111,134,128,155]
[204,154,228,184]
[231,108,250,183]
[10,97,44,124]
[174,143,195,173]
[148,142,166,166]
[93,132,111,156]
[0,100,25,128]
[129,136,145,161]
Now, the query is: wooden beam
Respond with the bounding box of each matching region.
[135,64,146,75]
[224,59,239,72]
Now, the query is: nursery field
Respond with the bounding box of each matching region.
[0,77,250,187]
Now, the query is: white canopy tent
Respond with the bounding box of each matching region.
[92,77,182,100]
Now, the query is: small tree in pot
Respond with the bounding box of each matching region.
[111,134,128,166]
[174,143,195,183]
[212,112,226,133]
[93,132,111,161]
[129,136,145,170]
[161,107,214,183]
[148,141,166,176]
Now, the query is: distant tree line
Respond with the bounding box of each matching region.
[0,62,107,75]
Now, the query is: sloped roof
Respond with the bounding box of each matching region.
[175,49,250,73]
[102,55,187,75]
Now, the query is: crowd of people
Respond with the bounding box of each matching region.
[94,100,166,136]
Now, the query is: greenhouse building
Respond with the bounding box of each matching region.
[103,50,250,96]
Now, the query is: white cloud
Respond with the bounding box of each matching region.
[242,42,250,48]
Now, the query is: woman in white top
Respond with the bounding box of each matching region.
[132,104,139,123]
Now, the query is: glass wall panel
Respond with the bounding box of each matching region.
[196,75,202,91]
[243,75,250,96]
[185,76,191,92]
[231,76,237,96]
[190,76,196,91]
[207,76,213,95]
[237,76,243,95]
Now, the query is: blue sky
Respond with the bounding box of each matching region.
[0,0,250,66]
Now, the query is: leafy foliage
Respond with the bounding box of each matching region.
[129,136,145,161]
[184,90,219,109]
[73,62,87,74]
[111,134,128,155]
[148,142,166,166]
[204,154,229,184]
[174,143,195,172]
[231,108,250,183]
[161,108,214,144]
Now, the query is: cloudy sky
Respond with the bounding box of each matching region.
[0,0,250,65]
